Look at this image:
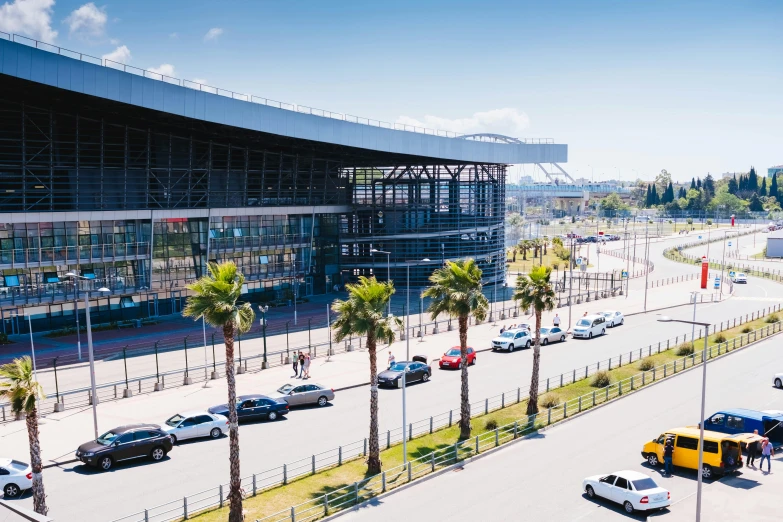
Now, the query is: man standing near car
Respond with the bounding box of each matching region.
[748,430,760,467]
[760,438,774,473]
[553,314,561,327]
[663,437,674,476]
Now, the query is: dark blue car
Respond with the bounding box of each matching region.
[702,408,783,448]
[208,394,289,422]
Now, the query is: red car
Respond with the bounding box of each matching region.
[438,347,476,369]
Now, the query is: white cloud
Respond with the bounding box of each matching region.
[102,44,130,64]
[169,32,178,39]
[109,37,118,45]
[203,27,223,41]
[148,63,176,77]
[64,2,107,39]
[396,108,530,137]
[0,0,57,43]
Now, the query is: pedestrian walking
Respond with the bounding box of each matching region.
[499,325,506,334]
[553,314,561,327]
[760,438,774,473]
[663,437,674,476]
[748,430,759,467]
[292,354,299,378]
[298,352,306,378]
[388,351,396,369]
[303,354,312,379]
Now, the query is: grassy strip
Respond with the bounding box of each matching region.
[185,309,782,522]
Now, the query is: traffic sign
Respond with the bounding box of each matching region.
[698,235,702,239]
[714,277,720,289]
[729,271,736,277]
[728,241,733,247]
[622,270,628,278]
[576,257,583,266]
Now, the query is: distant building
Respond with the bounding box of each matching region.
[766,229,783,258]
[769,166,783,178]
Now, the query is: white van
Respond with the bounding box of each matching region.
[572,314,607,339]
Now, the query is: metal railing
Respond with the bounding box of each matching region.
[107,304,783,522]
[0,31,556,145]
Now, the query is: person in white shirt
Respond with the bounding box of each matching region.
[553,314,561,327]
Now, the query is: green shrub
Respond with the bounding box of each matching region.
[741,326,752,334]
[591,370,612,388]
[484,419,498,431]
[712,333,726,343]
[638,357,655,371]
[706,219,713,226]
[765,314,780,324]
[687,218,694,225]
[539,393,561,409]
[675,342,695,356]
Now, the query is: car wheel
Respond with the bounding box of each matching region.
[3,483,20,498]
[560,335,566,342]
[150,446,166,462]
[623,501,634,514]
[471,356,476,365]
[210,427,222,439]
[647,454,659,467]
[317,395,328,407]
[508,344,514,352]
[525,340,531,349]
[701,464,713,479]
[542,338,549,346]
[170,435,178,445]
[99,456,113,471]
[422,372,430,383]
[775,378,782,389]
[588,332,593,339]
[601,329,605,336]
[268,411,278,421]
[585,485,595,499]
[620,318,624,326]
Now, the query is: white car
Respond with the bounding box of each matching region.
[601,310,624,327]
[732,272,747,284]
[0,458,32,498]
[491,329,531,351]
[583,470,670,514]
[774,373,783,389]
[162,411,228,444]
[572,314,607,339]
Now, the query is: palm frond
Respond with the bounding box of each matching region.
[0,356,45,414]
[183,261,255,330]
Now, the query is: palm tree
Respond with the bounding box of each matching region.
[0,357,47,515]
[332,276,400,474]
[513,265,556,416]
[422,259,488,439]
[184,261,254,522]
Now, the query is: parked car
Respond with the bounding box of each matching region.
[439,347,476,369]
[491,328,532,351]
[775,372,783,389]
[378,360,432,387]
[0,458,32,498]
[269,383,335,407]
[601,310,624,327]
[583,470,670,514]
[208,394,290,421]
[75,424,173,471]
[701,409,783,448]
[641,427,744,478]
[538,326,567,345]
[732,272,747,283]
[572,315,606,339]
[162,411,228,444]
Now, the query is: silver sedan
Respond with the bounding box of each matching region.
[538,327,567,345]
[268,383,335,407]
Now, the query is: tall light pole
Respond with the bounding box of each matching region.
[643,221,650,311]
[258,305,269,369]
[404,258,430,464]
[65,272,109,439]
[370,248,392,316]
[658,315,711,522]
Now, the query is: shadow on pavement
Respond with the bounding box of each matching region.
[581,493,668,519]
[65,455,172,475]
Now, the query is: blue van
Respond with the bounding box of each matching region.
[702,409,783,448]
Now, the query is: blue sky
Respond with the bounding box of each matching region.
[1,0,781,183]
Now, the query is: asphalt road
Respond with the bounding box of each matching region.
[337,324,783,522]
[5,233,782,521]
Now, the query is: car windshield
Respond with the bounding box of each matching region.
[540,328,550,334]
[631,478,658,491]
[9,460,28,470]
[165,414,185,427]
[577,319,590,326]
[602,312,613,317]
[277,384,294,394]
[500,332,515,338]
[389,362,409,372]
[738,273,746,277]
[96,430,120,446]
[445,349,460,356]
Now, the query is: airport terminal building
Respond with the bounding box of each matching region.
[0,35,566,332]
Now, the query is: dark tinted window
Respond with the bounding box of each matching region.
[708,413,726,426]
[703,440,719,453]
[0,468,8,475]
[293,386,307,393]
[116,433,134,444]
[195,415,213,423]
[676,436,699,450]
[181,418,199,427]
[632,478,657,491]
[306,385,320,391]
[614,477,629,489]
[600,475,616,484]
[133,431,153,442]
[727,416,744,430]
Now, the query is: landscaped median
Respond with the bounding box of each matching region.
[158,309,783,522]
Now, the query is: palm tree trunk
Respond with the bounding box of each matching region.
[366,330,382,474]
[526,310,543,416]
[25,407,47,516]
[223,323,243,522]
[458,315,471,439]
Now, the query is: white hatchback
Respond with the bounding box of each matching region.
[0,458,32,498]
[572,315,606,339]
[162,411,228,444]
[601,310,624,327]
[491,329,531,351]
[583,470,670,514]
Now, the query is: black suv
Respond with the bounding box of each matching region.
[75,423,173,471]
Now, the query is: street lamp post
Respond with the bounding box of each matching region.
[658,315,711,522]
[403,258,430,464]
[259,305,269,369]
[370,248,392,317]
[65,272,109,439]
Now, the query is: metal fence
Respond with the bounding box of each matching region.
[105,302,782,522]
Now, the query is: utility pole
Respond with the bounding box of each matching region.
[643,222,650,311]
[567,234,574,332]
